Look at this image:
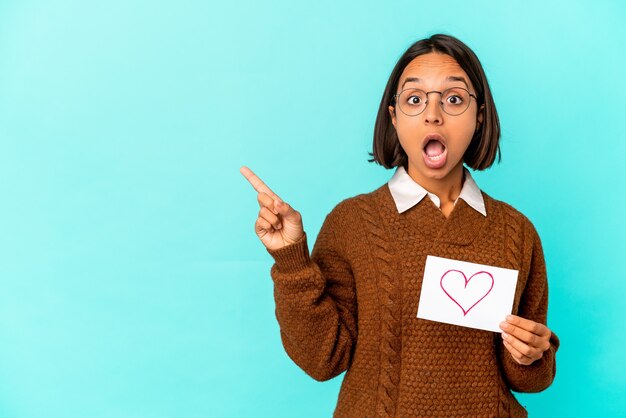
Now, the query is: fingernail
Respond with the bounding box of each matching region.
[500,322,509,330]
[276,223,282,229]
[502,332,508,339]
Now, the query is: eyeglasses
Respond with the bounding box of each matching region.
[392,87,478,116]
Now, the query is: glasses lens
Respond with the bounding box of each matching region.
[397,88,427,116]
[441,87,471,115]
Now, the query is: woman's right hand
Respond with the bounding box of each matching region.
[240,165,305,252]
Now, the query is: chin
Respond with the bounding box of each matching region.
[413,158,462,180]
[423,167,452,179]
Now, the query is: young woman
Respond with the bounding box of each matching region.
[241,33,559,417]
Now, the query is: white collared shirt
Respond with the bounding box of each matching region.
[387,165,486,216]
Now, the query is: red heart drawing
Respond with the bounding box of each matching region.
[440,269,494,316]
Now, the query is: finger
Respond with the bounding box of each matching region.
[255,216,274,233]
[257,192,279,214]
[505,315,551,339]
[260,206,282,229]
[240,166,282,201]
[502,339,533,365]
[501,332,541,361]
[499,321,549,349]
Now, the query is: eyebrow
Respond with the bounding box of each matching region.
[401,76,469,89]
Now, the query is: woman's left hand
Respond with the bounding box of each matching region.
[499,315,552,366]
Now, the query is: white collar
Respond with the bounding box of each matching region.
[387,165,486,216]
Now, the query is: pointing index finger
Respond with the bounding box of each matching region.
[240,166,282,201]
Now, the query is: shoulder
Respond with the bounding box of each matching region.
[329,183,391,218]
[482,192,542,244]
[313,189,379,256]
[324,183,389,228]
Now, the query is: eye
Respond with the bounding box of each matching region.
[407,95,422,105]
[446,95,464,105]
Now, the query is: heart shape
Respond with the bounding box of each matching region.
[440,269,494,316]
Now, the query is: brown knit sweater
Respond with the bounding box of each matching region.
[266,182,559,417]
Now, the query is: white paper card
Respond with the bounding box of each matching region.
[416,255,519,333]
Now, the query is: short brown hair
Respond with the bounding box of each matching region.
[368,34,501,171]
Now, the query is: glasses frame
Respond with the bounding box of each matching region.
[392,87,478,116]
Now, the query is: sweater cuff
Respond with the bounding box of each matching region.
[503,331,559,392]
[504,343,553,374]
[266,232,311,273]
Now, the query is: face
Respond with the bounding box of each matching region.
[388,52,484,183]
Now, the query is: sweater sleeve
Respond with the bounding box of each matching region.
[265,205,357,382]
[498,220,560,393]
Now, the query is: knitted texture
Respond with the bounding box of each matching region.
[266,183,559,417]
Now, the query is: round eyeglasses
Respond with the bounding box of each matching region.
[392,87,478,116]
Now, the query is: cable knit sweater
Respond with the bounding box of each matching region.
[266,182,559,417]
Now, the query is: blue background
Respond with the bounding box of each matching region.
[0,1,624,417]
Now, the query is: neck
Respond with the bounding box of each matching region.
[407,162,465,206]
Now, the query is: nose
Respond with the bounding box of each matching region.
[423,92,443,125]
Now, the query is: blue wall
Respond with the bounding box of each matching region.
[0,1,624,416]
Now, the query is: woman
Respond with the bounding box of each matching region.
[241,33,559,417]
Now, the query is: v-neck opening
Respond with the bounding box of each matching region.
[425,195,456,222]
[381,184,490,247]
[422,194,490,246]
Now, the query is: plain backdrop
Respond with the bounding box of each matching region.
[0,1,625,417]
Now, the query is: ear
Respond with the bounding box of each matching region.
[388,105,397,127]
[476,104,485,130]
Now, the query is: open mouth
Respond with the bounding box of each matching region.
[422,135,447,168]
[423,139,446,160]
